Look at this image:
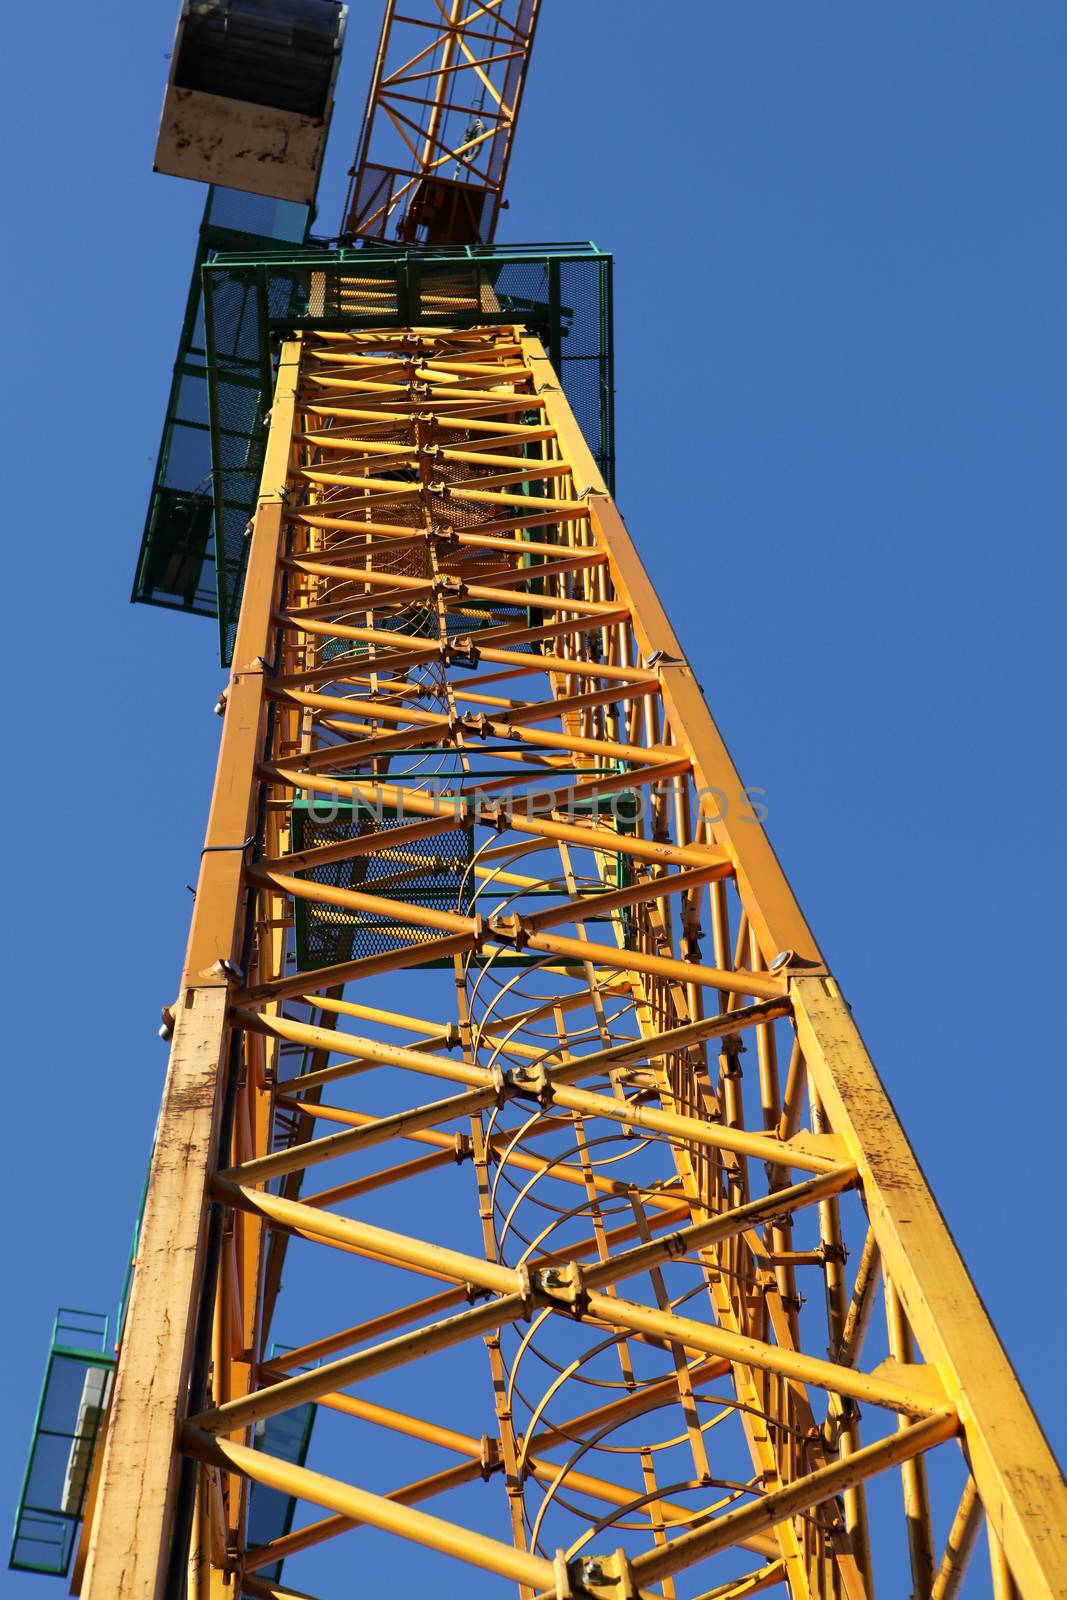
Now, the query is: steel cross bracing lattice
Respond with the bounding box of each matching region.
[342,0,540,246]
[79,329,1067,1600]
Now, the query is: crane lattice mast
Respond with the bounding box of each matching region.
[11,6,1064,1600]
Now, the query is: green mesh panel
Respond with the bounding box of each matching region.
[292,800,473,969]
[206,243,612,662]
[132,184,310,621]
[138,238,613,664]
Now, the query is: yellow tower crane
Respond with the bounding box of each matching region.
[11,5,1064,1600]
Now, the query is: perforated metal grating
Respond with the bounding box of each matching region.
[292,801,474,969]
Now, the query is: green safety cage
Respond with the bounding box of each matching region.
[10,1308,317,1589]
[133,220,614,664]
[9,1310,115,1577]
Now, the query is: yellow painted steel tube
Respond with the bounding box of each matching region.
[282,683,677,768]
[579,1168,858,1293]
[265,1287,469,1373]
[243,1576,324,1600]
[247,868,474,937]
[624,1412,959,1587]
[523,927,787,1001]
[279,603,633,667]
[245,1459,489,1575]
[282,1101,687,1215]
[930,1476,982,1600]
[584,1293,952,1420]
[221,1169,851,1318]
[537,1079,839,1174]
[241,1001,783,1094]
[182,1428,556,1591]
[262,760,722,872]
[515,860,734,934]
[193,1292,528,1435]
[221,1003,813,1188]
[315,1387,746,1535]
[241,930,476,1007]
[283,554,618,617]
[212,1179,517,1296]
[300,402,549,436]
[234,1010,481,1089]
[689,1561,787,1600]
[221,1083,500,1184]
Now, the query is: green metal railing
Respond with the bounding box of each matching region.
[10,1310,115,1577]
[9,1306,317,1587]
[133,229,614,664]
[131,187,311,627]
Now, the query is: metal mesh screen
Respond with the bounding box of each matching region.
[139,242,611,660]
[207,261,310,660]
[132,207,309,624]
[292,802,473,968]
[132,245,217,616]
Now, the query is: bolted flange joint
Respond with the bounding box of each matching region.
[505,1061,552,1107]
[533,1262,587,1319]
[478,1434,502,1480]
[477,800,508,834]
[442,634,480,669]
[553,1548,637,1599]
[488,911,529,950]
[427,522,458,549]
[460,710,496,738]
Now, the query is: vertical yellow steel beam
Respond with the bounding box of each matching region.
[518,335,822,966]
[79,985,230,1600]
[81,344,303,1600]
[793,975,1067,1598]
[527,336,1067,1599]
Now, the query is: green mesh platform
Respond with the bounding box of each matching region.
[133,229,613,664]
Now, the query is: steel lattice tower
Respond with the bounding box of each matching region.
[65,290,1065,1600]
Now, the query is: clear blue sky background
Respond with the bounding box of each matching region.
[2,2,1064,1595]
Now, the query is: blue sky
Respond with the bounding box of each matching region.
[2,2,1064,1595]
